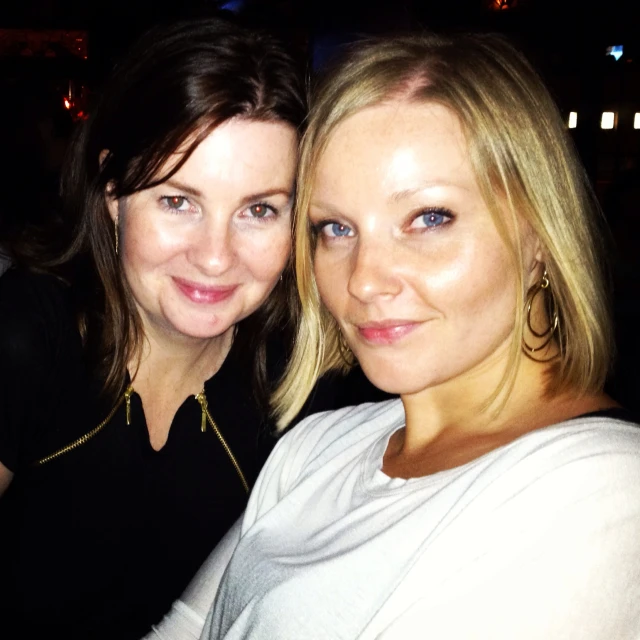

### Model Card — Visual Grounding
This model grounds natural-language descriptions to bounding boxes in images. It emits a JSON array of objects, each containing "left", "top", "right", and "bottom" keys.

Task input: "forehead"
[
  {"left": 314, "top": 101, "right": 474, "bottom": 195},
  {"left": 163, "top": 117, "right": 298, "bottom": 184}
]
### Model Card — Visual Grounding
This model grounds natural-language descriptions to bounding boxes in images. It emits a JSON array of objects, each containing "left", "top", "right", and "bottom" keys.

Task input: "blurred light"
[
  {"left": 220, "top": 0, "right": 244, "bottom": 11},
  {"left": 606, "top": 45, "right": 623, "bottom": 61},
  {"left": 63, "top": 97, "right": 71, "bottom": 109},
  {"left": 634, "top": 113, "right": 640, "bottom": 129},
  {"left": 601, "top": 112, "right": 616, "bottom": 129},
  {"left": 568, "top": 112, "right": 578, "bottom": 129}
]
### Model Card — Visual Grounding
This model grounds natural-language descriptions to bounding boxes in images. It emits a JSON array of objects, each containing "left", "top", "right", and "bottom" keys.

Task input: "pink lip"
[
  {"left": 356, "top": 320, "right": 420, "bottom": 345},
  {"left": 173, "top": 278, "right": 238, "bottom": 304}
]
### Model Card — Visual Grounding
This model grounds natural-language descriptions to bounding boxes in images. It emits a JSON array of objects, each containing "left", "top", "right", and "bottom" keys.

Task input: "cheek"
[
  {"left": 415, "top": 233, "right": 513, "bottom": 304},
  {"left": 313, "top": 249, "right": 347, "bottom": 314},
  {"left": 431, "top": 243, "right": 517, "bottom": 330},
  {"left": 238, "top": 228, "right": 291, "bottom": 284},
  {"left": 122, "top": 213, "right": 185, "bottom": 272}
]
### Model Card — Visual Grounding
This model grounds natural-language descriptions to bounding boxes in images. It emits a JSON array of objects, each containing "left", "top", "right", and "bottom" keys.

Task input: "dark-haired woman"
[{"left": 0, "top": 18, "right": 383, "bottom": 639}]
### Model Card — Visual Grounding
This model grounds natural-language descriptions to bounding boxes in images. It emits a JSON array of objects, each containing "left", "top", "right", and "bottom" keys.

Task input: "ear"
[
  {"left": 107, "top": 190, "right": 119, "bottom": 223},
  {"left": 525, "top": 234, "right": 545, "bottom": 287},
  {"left": 531, "top": 238, "right": 544, "bottom": 269},
  {"left": 100, "top": 149, "right": 120, "bottom": 223}
]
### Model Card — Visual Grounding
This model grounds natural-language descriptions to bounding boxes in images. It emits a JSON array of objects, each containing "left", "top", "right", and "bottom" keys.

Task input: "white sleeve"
[{"left": 140, "top": 517, "right": 241, "bottom": 640}]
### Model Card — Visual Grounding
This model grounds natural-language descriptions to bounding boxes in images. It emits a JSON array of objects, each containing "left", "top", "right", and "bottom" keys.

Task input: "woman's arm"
[
  {"left": 142, "top": 517, "right": 242, "bottom": 640},
  {"left": 0, "top": 460, "right": 13, "bottom": 496}
]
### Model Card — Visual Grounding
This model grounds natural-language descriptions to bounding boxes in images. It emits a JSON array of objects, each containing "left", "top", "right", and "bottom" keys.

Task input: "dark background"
[
  {"left": 1, "top": 0, "right": 637, "bottom": 196},
  {"left": 1, "top": 0, "right": 639, "bottom": 408}
]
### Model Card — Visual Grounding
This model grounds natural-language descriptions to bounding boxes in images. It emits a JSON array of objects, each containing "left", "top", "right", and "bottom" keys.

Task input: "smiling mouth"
[
  {"left": 173, "top": 278, "right": 238, "bottom": 304},
  {"left": 355, "top": 321, "right": 420, "bottom": 345}
]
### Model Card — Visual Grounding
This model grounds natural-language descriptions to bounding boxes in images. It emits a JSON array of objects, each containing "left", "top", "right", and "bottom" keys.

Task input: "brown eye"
[
  {"left": 167, "top": 196, "right": 187, "bottom": 209},
  {"left": 249, "top": 203, "right": 274, "bottom": 218},
  {"left": 160, "top": 195, "right": 194, "bottom": 213}
]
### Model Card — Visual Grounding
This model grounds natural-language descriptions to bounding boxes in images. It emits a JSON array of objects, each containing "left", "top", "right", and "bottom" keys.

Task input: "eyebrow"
[
  {"left": 162, "top": 179, "right": 292, "bottom": 205},
  {"left": 309, "top": 200, "right": 344, "bottom": 219},
  {"left": 236, "top": 188, "right": 293, "bottom": 208},
  {"left": 390, "top": 180, "right": 471, "bottom": 203},
  {"left": 162, "top": 179, "right": 203, "bottom": 198}
]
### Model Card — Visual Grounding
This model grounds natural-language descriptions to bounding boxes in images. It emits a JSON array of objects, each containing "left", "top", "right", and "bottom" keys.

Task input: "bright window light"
[
  {"left": 601, "top": 112, "right": 616, "bottom": 129},
  {"left": 568, "top": 112, "right": 578, "bottom": 129},
  {"left": 606, "top": 45, "right": 624, "bottom": 61},
  {"left": 634, "top": 113, "right": 640, "bottom": 129}
]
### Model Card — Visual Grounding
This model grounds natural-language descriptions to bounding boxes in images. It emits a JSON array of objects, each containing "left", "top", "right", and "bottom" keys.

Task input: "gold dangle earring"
[
  {"left": 522, "top": 268, "right": 559, "bottom": 361},
  {"left": 114, "top": 215, "right": 119, "bottom": 256},
  {"left": 337, "top": 329, "right": 357, "bottom": 367}
]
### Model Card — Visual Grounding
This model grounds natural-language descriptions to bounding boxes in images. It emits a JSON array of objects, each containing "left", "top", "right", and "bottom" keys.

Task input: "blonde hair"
[{"left": 273, "top": 32, "right": 612, "bottom": 429}]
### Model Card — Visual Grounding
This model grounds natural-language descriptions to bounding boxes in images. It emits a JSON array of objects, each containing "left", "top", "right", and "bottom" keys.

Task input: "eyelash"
[
  {"left": 159, "top": 195, "right": 198, "bottom": 214},
  {"left": 410, "top": 207, "right": 454, "bottom": 231},
  {"left": 312, "top": 220, "right": 353, "bottom": 239},
  {"left": 244, "top": 202, "right": 279, "bottom": 221},
  {"left": 311, "top": 207, "right": 454, "bottom": 240},
  {"left": 159, "top": 196, "right": 279, "bottom": 220}
]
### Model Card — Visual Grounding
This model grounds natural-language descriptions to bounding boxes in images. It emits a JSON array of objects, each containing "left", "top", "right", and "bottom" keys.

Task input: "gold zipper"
[
  {"left": 195, "top": 390, "right": 249, "bottom": 494},
  {"left": 34, "top": 385, "right": 134, "bottom": 466},
  {"left": 34, "top": 386, "right": 250, "bottom": 496}
]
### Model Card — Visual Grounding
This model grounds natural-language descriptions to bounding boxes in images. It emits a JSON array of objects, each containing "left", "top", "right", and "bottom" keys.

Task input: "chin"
[
  {"left": 357, "top": 365, "right": 418, "bottom": 396},
  {"left": 356, "top": 353, "right": 446, "bottom": 397},
  {"left": 166, "top": 316, "right": 234, "bottom": 341}
]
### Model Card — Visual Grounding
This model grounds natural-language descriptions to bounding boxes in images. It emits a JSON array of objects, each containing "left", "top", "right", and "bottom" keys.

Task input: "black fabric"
[
  {"left": 0, "top": 269, "right": 389, "bottom": 640},
  {"left": 572, "top": 406, "right": 640, "bottom": 425}
]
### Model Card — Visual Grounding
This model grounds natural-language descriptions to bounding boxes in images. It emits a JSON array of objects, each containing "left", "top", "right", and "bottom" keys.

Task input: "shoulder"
[
  {"left": 0, "top": 270, "right": 82, "bottom": 470},
  {"left": 554, "top": 416, "right": 640, "bottom": 479},
  {"left": 479, "top": 417, "right": 640, "bottom": 518},
  {"left": 0, "top": 268, "right": 71, "bottom": 325},
  {"left": 0, "top": 269, "right": 73, "bottom": 366},
  {"left": 279, "top": 398, "right": 404, "bottom": 463},
  {"left": 511, "top": 415, "right": 640, "bottom": 465},
  {"left": 294, "top": 368, "right": 395, "bottom": 425},
  {"left": 248, "top": 399, "right": 403, "bottom": 507}
]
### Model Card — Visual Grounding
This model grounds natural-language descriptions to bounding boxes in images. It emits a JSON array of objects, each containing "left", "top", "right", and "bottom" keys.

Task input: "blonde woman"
[{"left": 148, "top": 33, "right": 640, "bottom": 640}]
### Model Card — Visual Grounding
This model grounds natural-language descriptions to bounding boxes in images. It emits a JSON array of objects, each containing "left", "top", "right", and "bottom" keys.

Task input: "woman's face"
[
  {"left": 109, "top": 118, "right": 297, "bottom": 342},
  {"left": 310, "top": 102, "right": 539, "bottom": 396}
]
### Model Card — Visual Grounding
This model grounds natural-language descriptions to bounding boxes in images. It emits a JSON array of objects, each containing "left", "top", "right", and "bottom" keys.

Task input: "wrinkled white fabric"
[
  {"left": 144, "top": 400, "right": 640, "bottom": 639},
  {"left": 207, "top": 400, "right": 640, "bottom": 639}
]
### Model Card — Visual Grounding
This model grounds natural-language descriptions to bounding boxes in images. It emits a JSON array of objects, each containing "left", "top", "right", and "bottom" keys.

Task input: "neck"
[
  {"left": 399, "top": 345, "right": 588, "bottom": 455},
  {"left": 384, "top": 341, "right": 615, "bottom": 479},
  {"left": 130, "top": 321, "right": 235, "bottom": 397}
]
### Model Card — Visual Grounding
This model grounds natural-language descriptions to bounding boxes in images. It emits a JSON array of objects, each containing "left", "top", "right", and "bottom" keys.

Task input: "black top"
[{"left": 0, "top": 269, "right": 389, "bottom": 639}]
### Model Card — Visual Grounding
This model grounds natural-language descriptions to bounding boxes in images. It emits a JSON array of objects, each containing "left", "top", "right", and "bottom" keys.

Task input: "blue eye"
[
  {"left": 422, "top": 212, "right": 447, "bottom": 227},
  {"left": 314, "top": 221, "right": 353, "bottom": 238},
  {"left": 328, "top": 223, "right": 352, "bottom": 237},
  {"left": 410, "top": 208, "right": 453, "bottom": 230}
]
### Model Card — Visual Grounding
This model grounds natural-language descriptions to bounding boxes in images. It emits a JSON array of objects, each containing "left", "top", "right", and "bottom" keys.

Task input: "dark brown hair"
[{"left": 58, "top": 17, "right": 306, "bottom": 403}]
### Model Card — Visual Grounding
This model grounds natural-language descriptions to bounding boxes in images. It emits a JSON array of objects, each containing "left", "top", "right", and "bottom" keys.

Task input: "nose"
[
  {"left": 187, "top": 217, "right": 235, "bottom": 276},
  {"left": 347, "top": 238, "right": 402, "bottom": 303}
]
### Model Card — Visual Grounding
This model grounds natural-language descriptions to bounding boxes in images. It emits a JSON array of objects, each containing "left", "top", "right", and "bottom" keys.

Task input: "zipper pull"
[
  {"left": 195, "top": 389, "right": 208, "bottom": 433},
  {"left": 124, "top": 386, "right": 134, "bottom": 425}
]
